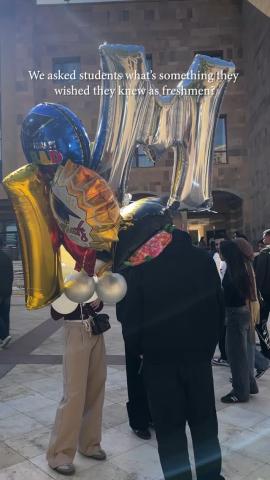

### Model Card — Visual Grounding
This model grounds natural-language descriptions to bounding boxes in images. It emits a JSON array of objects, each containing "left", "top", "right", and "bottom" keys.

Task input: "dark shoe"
[
  {"left": 80, "top": 448, "right": 106, "bottom": 460},
  {"left": 255, "top": 368, "right": 268, "bottom": 379},
  {"left": 0, "top": 335, "right": 12, "bottom": 349},
  {"left": 221, "top": 393, "right": 248, "bottom": 404},
  {"left": 53, "top": 464, "right": 75, "bottom": 475},
  {"left": 250, "top": 384, "right": 259, "bottom": 394},
  {"left": 212, "top": 357, "right": 229, "bottom": 367},
  {"left": 132, "top": 428, "right": 151, "bottom": 440}
]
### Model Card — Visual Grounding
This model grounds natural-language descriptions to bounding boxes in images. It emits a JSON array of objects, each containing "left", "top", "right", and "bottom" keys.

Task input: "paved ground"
[{"left": 1, "top": 294, "right": 270, "bottom": 479}]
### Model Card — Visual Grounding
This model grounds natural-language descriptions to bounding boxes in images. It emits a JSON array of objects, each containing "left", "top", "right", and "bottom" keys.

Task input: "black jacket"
[
  {"left": 0, "top": 251, "right": 13, "bottom": 298},
  {"left": 254, "top": 246, "right": 270, "bottom": 302},
  {"left": 118, "top": 230, "right": 224, "bottom": 364}
]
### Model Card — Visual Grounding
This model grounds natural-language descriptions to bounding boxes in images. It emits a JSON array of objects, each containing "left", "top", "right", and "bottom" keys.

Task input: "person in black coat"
[
  {"left": 0, "top": 240, "right": 14, "bottom": 348},
  {"left": 116, "top": 268, "right": 152, "bottom": 440},
  {"left": 121, "top": 229, "right": 225, "bottom": 480}
]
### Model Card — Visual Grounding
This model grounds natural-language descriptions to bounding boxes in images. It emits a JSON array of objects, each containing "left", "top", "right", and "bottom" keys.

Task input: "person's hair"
[
  {"left": 233, "top": 238, "right": 254, "bottom": 261},
  {"left": 220, "top": 240, "right": 251, "bottom": 299}
]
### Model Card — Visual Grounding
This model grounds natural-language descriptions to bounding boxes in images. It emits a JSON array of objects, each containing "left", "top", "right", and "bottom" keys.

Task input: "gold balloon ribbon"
[{"left": 3, "top": 164, "right": 63, "bottom": 309}]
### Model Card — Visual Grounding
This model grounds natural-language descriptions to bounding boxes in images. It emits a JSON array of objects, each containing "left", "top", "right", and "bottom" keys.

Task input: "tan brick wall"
[{"left": 0, "top": 0, "right": 267, "bottom": 240}]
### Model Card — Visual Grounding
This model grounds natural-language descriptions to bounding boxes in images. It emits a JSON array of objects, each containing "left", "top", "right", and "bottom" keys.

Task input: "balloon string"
[{"left": 80, "top": 302, "right": 91, "bottom": 333}]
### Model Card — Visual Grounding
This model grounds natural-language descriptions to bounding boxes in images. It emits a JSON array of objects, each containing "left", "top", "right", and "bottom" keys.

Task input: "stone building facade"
[{"left": 0, "top": 0, "right": 269, "bottom": 248}]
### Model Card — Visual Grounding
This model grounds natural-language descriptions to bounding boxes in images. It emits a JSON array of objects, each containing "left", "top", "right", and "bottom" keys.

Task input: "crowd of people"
[{"left": 1, "top": 226, "right": 270, "bottom": 480}]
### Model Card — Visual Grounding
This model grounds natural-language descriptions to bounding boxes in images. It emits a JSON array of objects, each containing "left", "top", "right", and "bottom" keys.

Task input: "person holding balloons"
[{"left": 46, "top": 293, "right": 109, "bottom": 475}]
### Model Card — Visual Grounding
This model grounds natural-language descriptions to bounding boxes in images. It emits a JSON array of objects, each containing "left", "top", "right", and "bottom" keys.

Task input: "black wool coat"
[{"left": 117, "top": 230, "right": 225, "bottom": 364}]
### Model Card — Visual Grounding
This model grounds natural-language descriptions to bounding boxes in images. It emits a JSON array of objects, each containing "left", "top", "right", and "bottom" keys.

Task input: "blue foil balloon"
[{"left": 21, "top": 103, "right": 91, "bottom": 168}]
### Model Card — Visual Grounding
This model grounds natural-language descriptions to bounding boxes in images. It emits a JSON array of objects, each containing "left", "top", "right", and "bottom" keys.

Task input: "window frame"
[
  {"left": 194, "top": 50, "right": 224, "bottom": 59},
  {"left": 133, "top": 145, "right": 155, "bottom": 168},
  {"left": 145, "top": 53, "right": 153, "bottom": 72},
  {"left": 52, "top": 56, "right": 81, "bottom": 83},
  {"left": 213, "top": 114, "right": 228, "bottom": 165}
]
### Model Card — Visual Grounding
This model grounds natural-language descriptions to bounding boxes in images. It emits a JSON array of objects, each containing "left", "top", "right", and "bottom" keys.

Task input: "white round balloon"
[
  {"left": 85, "top": 276, "right": 99, "bottom": 303},
  {"left": 64, "top": 270, "right": 96, "bottom": 303},
  {"left": 95, "top": 272, "right": 127, "bottom": 305},
  {"left": 52, "top": 293, "right": 78, "bottom": 314}
]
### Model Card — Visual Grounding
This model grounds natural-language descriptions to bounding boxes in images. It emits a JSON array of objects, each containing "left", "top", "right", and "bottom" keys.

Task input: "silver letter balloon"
[{"left": 91, "top": 44, "right": 235, "bottom": 210}]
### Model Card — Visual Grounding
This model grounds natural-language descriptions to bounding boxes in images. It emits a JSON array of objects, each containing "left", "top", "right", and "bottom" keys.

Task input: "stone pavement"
[{"left": 1, "top": 296, "right": 270, "bottom": 479}]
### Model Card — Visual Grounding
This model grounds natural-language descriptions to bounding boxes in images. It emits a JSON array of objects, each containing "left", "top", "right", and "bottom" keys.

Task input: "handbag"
[
  {"left": 245, "top": 263, "right": 260, "bottom": 326},
  {"left": 87, "top": 305, "right": 111, "bottom": 335},
  {"left": 91, "top": 314, "right": 111, "bottom": 335},
  {"left": 247, "top": 298, "right": 260, "bottom": 326}
]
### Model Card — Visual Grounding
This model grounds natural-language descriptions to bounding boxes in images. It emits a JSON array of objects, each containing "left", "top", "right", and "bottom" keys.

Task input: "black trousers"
[
  {"left": 256, "top": 301, "right": 270, "bottom": 359},
  {"left": 0, "top": 296, "right": 11, "bottom": 340},
  {"left": 144, "top": 361, "right": 223, "bottom": 480},
  {"left": 218, "top": 326, "right": 227, "bottom": 361},
  {"left": 125, "top": 346, "right": 152, "bottom": 430}
]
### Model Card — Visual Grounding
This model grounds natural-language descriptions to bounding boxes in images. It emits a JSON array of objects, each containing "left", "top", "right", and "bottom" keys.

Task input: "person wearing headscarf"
[{"left": 122, "top": 229, "right": 225, "bottom": 480}]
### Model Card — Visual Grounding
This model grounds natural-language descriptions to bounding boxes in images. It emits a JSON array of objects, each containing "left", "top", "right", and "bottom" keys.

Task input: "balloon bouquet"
[{"left": 3, "top": 44, "right": 235, "bottom": 314}]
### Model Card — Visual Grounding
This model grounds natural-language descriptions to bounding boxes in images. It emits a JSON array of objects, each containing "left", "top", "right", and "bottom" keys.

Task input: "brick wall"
[
  {"left": 242, "top": 0, "right": 270, "bottom": 241},
  {"left": 0, "top": 0, "right": 265, "bottom": 238}
]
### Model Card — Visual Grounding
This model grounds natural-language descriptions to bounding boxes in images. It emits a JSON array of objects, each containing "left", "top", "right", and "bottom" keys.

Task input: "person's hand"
[{"left": 90, "top": 299, "right": 101, "bottom": 310}]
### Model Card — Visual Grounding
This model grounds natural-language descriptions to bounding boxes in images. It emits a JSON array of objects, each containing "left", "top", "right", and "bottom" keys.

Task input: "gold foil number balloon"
[{"left": 3, "top": 164, "right": 63, "bottom": 309}]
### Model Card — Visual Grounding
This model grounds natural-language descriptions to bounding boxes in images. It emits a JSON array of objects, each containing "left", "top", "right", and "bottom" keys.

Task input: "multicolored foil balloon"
[
  {"left": 3, "top": 164, "right": 63, "bottom": 309},
  {"left": 21, "top": 102, "right": 91, "bottom": 169},
  {"left": 50, "top": 160, "right": 120, "bottom": 251},
  {"left": 54, "top": 230, "right": 97, "bottom": 276},
  {"left": 92, "top": 44, "right": 235, "bottom": 209}
]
